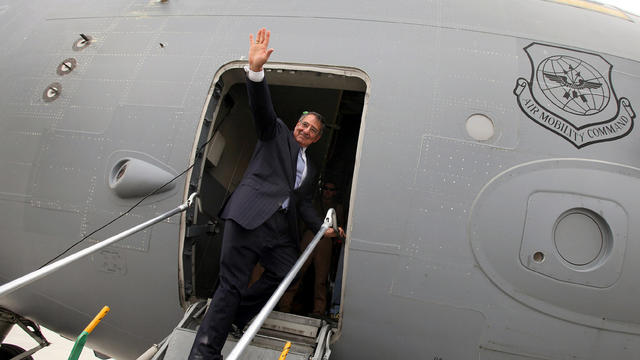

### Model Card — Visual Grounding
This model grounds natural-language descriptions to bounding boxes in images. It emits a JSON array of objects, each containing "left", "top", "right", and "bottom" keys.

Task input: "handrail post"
[
  {"left": 0, "top": 193, "right": 198, "bottom": 298},
  {"left": 227, "top": 208, "right": 337, "bottom": 360}
]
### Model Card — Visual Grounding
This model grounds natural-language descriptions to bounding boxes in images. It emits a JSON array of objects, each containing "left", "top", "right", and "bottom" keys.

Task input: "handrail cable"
[{"left": 0, "top": 193, "right": 198, "bottom": 298}]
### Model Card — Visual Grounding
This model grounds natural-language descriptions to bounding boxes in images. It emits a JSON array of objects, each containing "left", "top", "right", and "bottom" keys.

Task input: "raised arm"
[{"left": 246, "top": 28, "right": 278, "bottom": 140}]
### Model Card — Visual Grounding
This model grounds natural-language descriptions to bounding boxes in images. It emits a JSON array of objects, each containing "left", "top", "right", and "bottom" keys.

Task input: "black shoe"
[{"left": 230, "top": 324, "right": 244, "bottom": 339}]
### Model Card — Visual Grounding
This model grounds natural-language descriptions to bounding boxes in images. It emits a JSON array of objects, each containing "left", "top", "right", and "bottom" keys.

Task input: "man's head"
[
  {"left": 322, "top": 182, "right": 338, "bottom": 200},
  {"left": 293, "top": 111, "right": 324, "bottom": 148}
]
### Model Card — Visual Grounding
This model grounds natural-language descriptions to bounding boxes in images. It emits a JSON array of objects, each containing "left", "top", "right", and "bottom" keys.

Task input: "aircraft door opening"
[{"left": 181, "top": 62, "right": 368, "bottom": 335}]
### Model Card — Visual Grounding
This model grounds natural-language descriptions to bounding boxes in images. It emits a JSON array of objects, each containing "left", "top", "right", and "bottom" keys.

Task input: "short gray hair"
[{"left": 297, "top": 111, "right": 326, "bottom": 136}]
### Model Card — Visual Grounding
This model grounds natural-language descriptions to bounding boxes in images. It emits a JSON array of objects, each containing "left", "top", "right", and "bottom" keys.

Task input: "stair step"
[
  {"left": 162, "top": 327, "right": 315, "bottom": 360},
  {"left": 261, "top": 311, "right": 323, "bottom": 339}
]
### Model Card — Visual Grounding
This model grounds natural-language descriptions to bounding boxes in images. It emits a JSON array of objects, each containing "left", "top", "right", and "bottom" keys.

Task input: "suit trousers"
[{"left": 188, "top": 210, "right": 299, "bottom": 360}]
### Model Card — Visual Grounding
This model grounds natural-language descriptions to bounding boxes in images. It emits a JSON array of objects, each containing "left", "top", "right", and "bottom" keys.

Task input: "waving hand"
[{"left": 249, "top": 28, "right": 274, "bottom": 72}]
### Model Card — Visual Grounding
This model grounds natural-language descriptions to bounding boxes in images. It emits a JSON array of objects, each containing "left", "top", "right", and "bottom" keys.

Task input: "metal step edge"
[
  {"left": 267, "top": 311, "right": 323, "bottom": 327},
  {"left": 261, "top": 311, "right": 322, "bottom": 338},
  {"left": 225, "top": 334, "right": 316, "bottom": 355},
  {"left": 256, "top": 327, "right": 318, "bottom": 346}
]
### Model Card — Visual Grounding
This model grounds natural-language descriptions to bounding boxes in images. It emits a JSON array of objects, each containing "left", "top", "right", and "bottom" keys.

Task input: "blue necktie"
[
  {"left": 283, "top": 149, "right": 306, "bottom": 209},
  {"left": 295, "top": 149, "right": 306, "bottom": 189},
  {"left": 282, "top": 148, "right": 307, "bottom": 209}
]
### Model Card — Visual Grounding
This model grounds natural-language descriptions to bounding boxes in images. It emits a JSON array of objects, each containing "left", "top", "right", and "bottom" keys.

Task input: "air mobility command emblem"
[{"left": 514, "top": 42, "right": 635, "bottom": 148}]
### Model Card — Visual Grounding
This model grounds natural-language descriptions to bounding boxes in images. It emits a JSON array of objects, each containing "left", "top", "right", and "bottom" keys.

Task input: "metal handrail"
[
  {"left": 227, "top": 208, "right": 338, "bottom": 360},
  {"left": 312, "top": 323, "right": 332, "bottom": 360},
  {"left": 0, "top": 193, "right": 198, "bottom": 298}
]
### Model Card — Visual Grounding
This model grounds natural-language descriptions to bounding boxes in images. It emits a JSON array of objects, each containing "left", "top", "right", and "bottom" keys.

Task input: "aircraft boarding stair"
[
  {"left": 148, "top": 301, "right": 335, "bottom": 360},
  {"left": 144, "top": 208, "right": 340, "bottom": 360}
]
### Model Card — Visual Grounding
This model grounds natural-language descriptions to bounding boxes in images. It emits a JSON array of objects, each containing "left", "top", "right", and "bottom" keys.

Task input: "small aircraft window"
[{"left": 466, "top": 113, "right": 495, "bottom": 141}]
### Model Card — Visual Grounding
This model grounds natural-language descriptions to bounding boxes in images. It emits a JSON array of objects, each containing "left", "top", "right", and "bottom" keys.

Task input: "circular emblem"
[{"left": 536, "top": 55, "right": 610, "bottom": 116}]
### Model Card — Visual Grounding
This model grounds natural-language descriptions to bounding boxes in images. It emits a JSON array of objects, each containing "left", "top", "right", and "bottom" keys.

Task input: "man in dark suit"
[{"left": 188, "top": 28, "right": 344, "bottom": 360}]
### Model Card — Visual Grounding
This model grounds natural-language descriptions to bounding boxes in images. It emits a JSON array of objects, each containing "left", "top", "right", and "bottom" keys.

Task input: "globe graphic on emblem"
[{"left": 536, "top": 55, "right": 610, "bottom": 116}]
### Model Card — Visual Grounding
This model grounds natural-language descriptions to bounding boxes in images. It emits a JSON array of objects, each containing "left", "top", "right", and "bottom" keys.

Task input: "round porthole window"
[
  {"left": 553, "top": 208, "right": 611, "bottom": 268},
  {"left": 465, "top": 114, "right": 495, "bottom": 141}
]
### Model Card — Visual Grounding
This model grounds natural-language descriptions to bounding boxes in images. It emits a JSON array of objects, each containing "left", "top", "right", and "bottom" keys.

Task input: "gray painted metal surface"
[
  {"left": 0, "top": 193, "right": 195, "bottom": 298},
  {"left": 0, "top": 0, "right": 638, "bottom": 359}
]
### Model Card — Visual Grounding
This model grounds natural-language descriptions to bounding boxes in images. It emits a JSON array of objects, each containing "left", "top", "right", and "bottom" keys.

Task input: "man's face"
[
  {"left": 293, "top": 114, "right": 322, "bottom": 148},
  {"left": 322, "top": 183, "right": 337, "bottom": 200}
]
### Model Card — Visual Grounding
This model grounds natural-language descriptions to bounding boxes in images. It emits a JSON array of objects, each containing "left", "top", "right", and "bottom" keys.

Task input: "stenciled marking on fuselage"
[{"left": 514, "top": 42, "right": 636, "bottom": 148}]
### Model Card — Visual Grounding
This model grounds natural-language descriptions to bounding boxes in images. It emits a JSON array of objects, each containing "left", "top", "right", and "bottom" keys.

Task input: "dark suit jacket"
[{"left": 219, "top": 76, "right": 323, "bottom": 240}]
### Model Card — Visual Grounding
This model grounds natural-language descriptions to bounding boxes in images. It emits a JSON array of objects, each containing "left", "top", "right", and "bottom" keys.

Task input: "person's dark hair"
[
  {"left": 322, "top": 181, "right": 338, "bottom": 191},
  {"left": 298, "top": 111, "right": 325, "bottom": 136}
]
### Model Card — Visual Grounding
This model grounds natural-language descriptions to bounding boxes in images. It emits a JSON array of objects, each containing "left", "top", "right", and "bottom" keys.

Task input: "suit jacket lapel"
[{"left": 287, "top": 135, "right": 299, "bottom": 189}]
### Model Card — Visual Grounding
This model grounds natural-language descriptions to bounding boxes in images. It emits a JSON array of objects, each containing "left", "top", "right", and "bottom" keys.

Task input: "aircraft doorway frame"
[{"left": 179, "top": 61, "right": 370, "bottom": 332}]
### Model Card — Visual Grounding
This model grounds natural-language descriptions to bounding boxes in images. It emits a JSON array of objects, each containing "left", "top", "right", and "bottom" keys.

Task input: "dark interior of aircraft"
[{"left": 184, "top": 66, "right": 366, "bottom": 319}]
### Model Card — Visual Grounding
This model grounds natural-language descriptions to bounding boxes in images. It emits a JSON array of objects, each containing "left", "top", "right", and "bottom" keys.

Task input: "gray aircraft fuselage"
[{"left": 1, "top": 1, "right": 640, "bottom": 359}]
